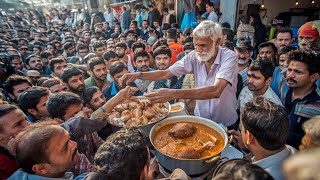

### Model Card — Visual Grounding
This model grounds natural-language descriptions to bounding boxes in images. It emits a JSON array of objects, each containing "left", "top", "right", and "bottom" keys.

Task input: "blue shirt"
[{"left": 103, "top": 82, "right": 143, "bottom": 101}]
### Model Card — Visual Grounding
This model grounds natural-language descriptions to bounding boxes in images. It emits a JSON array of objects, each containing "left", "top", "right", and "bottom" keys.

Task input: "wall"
[{"left": 239, "top": 0, "right": 311, "bottom": 25}]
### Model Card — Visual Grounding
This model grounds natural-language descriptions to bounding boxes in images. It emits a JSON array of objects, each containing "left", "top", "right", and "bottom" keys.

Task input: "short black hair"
[
  {"left": 40, "top": 51, "right": 53, "bottom": 59},
  {"left": 167, "top": 28, "right": 177, "bottom": 39},
  {"left": 49, "top": 58, "right": 65, "bottom": 72},
  {"left": 83, "top": 86, "right": 100, "bottom": 106},
  {"left": 222, "top": 28, "right": 234, "bottom": 41},
  {"left": 133, "top": 50, "right": 149, "bottom": 62},
  {"left": 221, "top": 22, "right": 231, "bottom": 29},
  {"left": 60, "top": 67, "right": 82, "bottom": 83},
  {"left": 77, "top": 44, "right": 89, "bottom": 52},
  {"left": 102, "top": 50, "right": 118, "bottom": 61},
  {"left": 131, "top": 42, "right": 146, "bottom": 52},
  {"left": 153, "top": 46, "right": 171, "bottom": 58},
  {"left": 115, "top": 42, "right": 127, "bottom": 49},
  {"left": 287, "top": 49, "right": 320, "bottom": 75},
  {"left": 94, "top": 127, "right": 148, "bottom": 180},
  {"left": 206, "top": 2, "right": 214, "bottom": 7},
  {"left": 41, "top": 78, "right": 62, "bottom": 89},
  {"left": 278, "top": 46, "right": 297, "bottom": 56},
  {"left": 258, "top": 42, "right": 277, "bottom": 54},
  {"left": 88, "top": 57, "right": 106, "bottom": 71},
  {"left": 18, "top": 86, "right": 49, "bottom": 113},
  {"left": 110, "top": 62, "right": 127, "bottom": 77},
  {"left": 0, "top": 104, "right": 20, "bottom": 133},
  {"left": 183, "top": 44, "right": 195, "bottom": 51},
  {"left": 3, "top": 75, "right": 32, "bottom": 95},
  {"left": 24, "top": 54, "right": 41, "bottom": 66},
  {"left": 93, "top": 41, "right": 105, "bottom": 51},
  {"left": 276, "top": 28, "right": 293, "bottom": 39},
  {"left": 241, "top": 97, "right": 289, "bottom": 151},
  {"left": 249, "top": 57, "right": 274, "bottom": 80},
  {"left": 63, "top": 42, "right": 74, "bottom": 51},
  {"left": 47, "top": 92, "right": 82, "bottom": 120}
]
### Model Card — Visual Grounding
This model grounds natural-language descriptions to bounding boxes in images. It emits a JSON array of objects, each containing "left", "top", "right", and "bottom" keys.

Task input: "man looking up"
[
  {"left": 121, "top": 21, "right": 238, "bottom": 127},
  {"left": 298, "top": 21, "right": 319, "bottom": 51},
  {"left": 133, "top": 51, "right": 153, "bottom": 93},
  {"left": 49, "top": 58, "right": 68, "bottom": 78},
  {"left": 60, "top": 67, "right": 85, "bottom": 96},
  {"left": 85, "top": 57, "right": 110, "bottom": 91},
  {"left": 24, "top": 54, "right": 45, "bottom": 75},
  {"left": 275, "top": 28, "right": 294, "bottom": 50},
  {"left": 237, "top": 58, "right": 282, "bottom": 112},
  {"left": 257, "top": 42, "right": 278, "bottom": 66},
  {"left": 282, "top": 49, "right": 320, "bottom": 149}
]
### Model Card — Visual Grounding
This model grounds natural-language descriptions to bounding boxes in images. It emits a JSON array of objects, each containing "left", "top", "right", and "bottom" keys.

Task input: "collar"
[{"left": 287, "top": 86, "right": 320, "bottom": 104}]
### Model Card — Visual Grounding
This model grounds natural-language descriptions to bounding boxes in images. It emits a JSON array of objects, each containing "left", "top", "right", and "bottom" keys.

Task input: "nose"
[{"left": 287, "top": 70, "right": 294, "bottom": 78}]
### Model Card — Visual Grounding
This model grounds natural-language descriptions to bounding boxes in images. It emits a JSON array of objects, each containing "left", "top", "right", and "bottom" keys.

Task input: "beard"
[
  {"left": 237, "top": 58, "right": 249, "bottom": 65},
  {"left": 195, "top": 48, "right": 216, "bottom": 62},
  {"left": 71, "top": 84, "right": 85, "bottom": 93}
]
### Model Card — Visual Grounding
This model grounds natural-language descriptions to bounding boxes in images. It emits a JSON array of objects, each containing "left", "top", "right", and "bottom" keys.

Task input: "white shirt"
[{"left": 237, "top": 86, "right": 283, "bottom": 112}]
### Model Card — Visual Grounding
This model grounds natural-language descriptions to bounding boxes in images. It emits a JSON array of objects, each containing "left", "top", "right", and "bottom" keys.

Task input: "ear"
[
  {"left": 266, "top": 77, "right": 272, "bottom": 85},
  {"left": 139, "top": 164, "right": 149, "bottom": 180},
  {"left": 8, "top": 93, "right": 16, "bottom": 100},
  {"left": 27, "top": 109, "right": 37, "bottom": 116},
  {"left": 245, "top": 130, "right": 255, "bottom": 145},
  {"left": 310, "top": 73, "right": 319, "bottom": 83},
  {"left": 32, "top": 163, "right": 50, "bottom": 176}
]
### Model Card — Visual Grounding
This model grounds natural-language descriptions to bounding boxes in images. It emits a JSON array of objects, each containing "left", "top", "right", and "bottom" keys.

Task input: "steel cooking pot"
[{"left": 149, "top": 115, "right": 228, "bottom": 175}]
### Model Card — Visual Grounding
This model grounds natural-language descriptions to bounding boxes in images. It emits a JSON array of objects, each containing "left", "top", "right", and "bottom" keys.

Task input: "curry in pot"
[{"left": 153, "top": 122, "right": 224, "bottom": 159}]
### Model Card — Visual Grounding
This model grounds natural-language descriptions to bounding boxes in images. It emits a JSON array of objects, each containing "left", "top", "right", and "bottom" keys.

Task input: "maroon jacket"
[{"left": 0, "top": 146, "right": 19, "bottom": 179}]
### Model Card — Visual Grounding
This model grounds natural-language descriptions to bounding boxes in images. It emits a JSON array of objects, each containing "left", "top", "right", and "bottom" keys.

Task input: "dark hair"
[
  {"left": 279, "top": 46, "right": 297, "bottom": 56},
  {"left": 249, "top": 58, "right": 274, "bottom": 80},
  {"left": 0, "top": 104, "right": 19, "bottom": 133},
  {"left": 94, "top": 127, "right": 148, "bottom": 180},
  {"left": 287, "top": 49, "right": 320, "bottom": 75},
  {"left": 83, "top": 86, "right": 100, "bottom": 105},
  {"left": 241, "top": 97, "right": 289, "bottom": 150},
  {"left": 131, "top": 42, "right": 146, "bottom": 52},
  {"left": 239, "top": 15, "right": 250, "bottom": 24},
  {"left": 167, "top": 28, "right": 177, "bottom": 39},
  {"left": 40, "top": 51, "right": 52, "bottom": 59},
  {"left": 60, "top": 67, "right": 82, "bottom": 83},
  {"left": 49, "top": 58, "right": 65, "bottom": 72},
  {"left": 3, "top": 75, "right": 32, "bottom": 95},
  {"left": 213, "top": 159, "right": 273, "bottom": 180},
  {"left": 63, "top": 42, "right": 74, "bottom": 51},
  {"left": 115, "top": 42, "right": 127, "bottom": 49},
  {"left": 42, "top": 78, "right": 62, "bottom": 88},
  {"left": 153, "top": 46, "right": 171, "bottom": 58},
  {"left": 162, "top": 23, "right": 171, "bottom": 31},
  {"left": 88, "top": 57, "right": 106, "bottom": 71},
  {"left": 102, "top": 50, "right": 118, "bottom": 61},
  {"left": 133, "top": 50, "right": 149, "bottom": 62},
  {"left": 125, "top": 30, "right": 135, "bottom": 37},
  {"left": 110, "top": 62, "right": 127, "bottom": 77},
  {"left": 83, "top": 53, "right": 97, "bottom": 64},
  {"left": 47, "top": 43, "right": 57, "bottom": 50},
  {"left": 14, "top": 121, "right": 64, "bottom": 174},
  {"left": 24, "top": 54, "right": 41, "bottom": 66},
  {"left": 127, "top": 40, "right": 136, "bottom": 49},
  {"left": 93, "top": 41, "right": 105, "bottom": 51},
  {"left": 77, "top": 44, "right": 89, "bottom": 52},
  {"left": 183, "top": 44, "right": 195, "bottom": 51},
  {"left": 222, "top": 28, "right": 234, "bottom": 41},
  {"left": 221, "top": 22, "right": 231, "bottom": 29},
  {"left": 47, "top": 92, "right": 82, "bottom": 120},
  {"left": 18, "top": 86, "right": 49, "bottom": 113},
  {"left": 183, "top": 37, "right": 193, "bottom": 44},
  {"left": 258, "top": 42, "right": 277, "bottom": 54},
  {"left": 276, "top": 28, "right": 293, "bottom": 39},
  {"left": 206, "top": 2, "right": 214, "bottom": 8}
]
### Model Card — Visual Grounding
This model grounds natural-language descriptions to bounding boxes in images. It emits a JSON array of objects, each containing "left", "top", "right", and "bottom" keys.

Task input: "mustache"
[
  {"left": 72, "top": 147, "right": 78, "bottom": 161},
  {"left": 287, "top": 78, "right": 297, "bottom": 83}
]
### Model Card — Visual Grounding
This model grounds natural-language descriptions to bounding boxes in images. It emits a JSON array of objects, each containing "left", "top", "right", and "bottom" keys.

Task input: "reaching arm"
[{"left": 120, "top": 69, "right": 174, "bottom": 86}]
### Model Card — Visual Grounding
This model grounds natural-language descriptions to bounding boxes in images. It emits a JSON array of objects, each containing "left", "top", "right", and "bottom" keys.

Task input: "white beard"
[{"left": 195, "top": 48, "right": 216, "bottom": 62}]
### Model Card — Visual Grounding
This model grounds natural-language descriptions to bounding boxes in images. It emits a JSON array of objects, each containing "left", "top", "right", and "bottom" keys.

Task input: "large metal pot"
[
  {"left": 110, "top": 102, "right": 171, "bottom": 137},
  {"left": 149, "top": 115, "right": 228, "bottom": 175}
]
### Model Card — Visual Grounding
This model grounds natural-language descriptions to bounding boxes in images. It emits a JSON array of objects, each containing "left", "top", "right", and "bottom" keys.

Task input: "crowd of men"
[{"left": 0, "top": 3, "right": 319, "bottom": 180}]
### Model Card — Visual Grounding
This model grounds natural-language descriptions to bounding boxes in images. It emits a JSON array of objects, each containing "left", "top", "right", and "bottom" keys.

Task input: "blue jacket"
[
  {"left": 121, "top": 10, "right": 131, "bottom": 32},
  {"left": 8, "top": 169, "right": 83, "bottom": 180}
]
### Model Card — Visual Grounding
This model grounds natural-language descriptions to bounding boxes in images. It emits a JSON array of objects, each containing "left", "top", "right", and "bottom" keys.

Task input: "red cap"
[{"left": 298, "top": 21, "right": 319, "bottom": 37}]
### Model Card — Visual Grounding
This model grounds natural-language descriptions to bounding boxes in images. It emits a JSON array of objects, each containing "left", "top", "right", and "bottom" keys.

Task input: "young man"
[
  {"left": 25, "top": 70, "right": 41, "bottom": 85},
  {"left": 133, "top": 51, "right": 154, "bottom": 93},
  {"left": 167, "top": 28, "right": 183, "bottom": 64},
  {"left": 3, "top": 75, "right": 32, "bottom": 103},
  {"left": 230, "top": 97, "right": 295, "bottom": 180},
  {"left": 42, "top": 78, "right": 68, "bottom": 93},
  {"left": 24, "top": 54, "right": 45, "bottom": 75},
  {"left": 147, "top": 46, "right": 185, "bottom": 94},
  {"left": 275, "top": 28, "right": 294, "bottom": 50},
  {"left": 49, "top": 58, "right": 68, "bottom": 77},
  {"left": 139, "top": 20, "right": 150, "bottom": 41},
  {"left": 93, "top": 41, "right": 107, "bottom": 57},
  {"left": 103, "top": 62, "right": 142, "bottom": 101},
  {"left": 234, "top": 38, "right": 253, "bottom": 87},
  {"left": 85, "top": 57, "right": 110, "bottom": 91},
  {"left": 257, "top": 42, "right": 278, "bottom": 66},
  {"left": 237, "top": 58, "right": 282, "bottom": 112},
  {"left": 77, "top": 44, "right": 90, "bottom": 60},
  {"left": 18, "top": 86, "right": 51, "bottom": 122},
  {"left": 60, "top": 67, "right": 85, "bottom": 96},
  {"left": 63, "top": 42, "right": 76, "bottom": 59},
  {"left": 114, "top": 42, "right": 135, "bottom": 72},
  {"left": 282, "top": 49, "right": 320, "bottom": 149}
]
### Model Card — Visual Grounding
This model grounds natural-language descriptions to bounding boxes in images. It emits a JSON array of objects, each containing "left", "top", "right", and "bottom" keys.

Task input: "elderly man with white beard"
[{"left": 119, "top": 21, "right": 238, "bottom": 128}]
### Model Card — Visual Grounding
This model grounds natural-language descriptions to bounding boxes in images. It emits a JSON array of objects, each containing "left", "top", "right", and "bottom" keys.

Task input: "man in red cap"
[{"left": 298, "top": 21, "right": 319, "bottom": 51}]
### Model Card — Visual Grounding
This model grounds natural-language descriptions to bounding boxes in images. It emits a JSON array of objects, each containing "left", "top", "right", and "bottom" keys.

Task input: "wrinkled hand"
[
  {"left": 145, "top": 88, "right": 175, "bottom": 103},
  {"left": 119, "top": 72, "right": 140, "bottom": 87},
  {"left": 75, "top": 106, "right": 93, "bottom": 118},
  {"left": 228, "top": 130, "right": 246, "bottom": 150}
]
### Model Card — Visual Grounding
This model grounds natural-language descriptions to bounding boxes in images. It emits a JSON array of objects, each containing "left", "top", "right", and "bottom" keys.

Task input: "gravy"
[{"left": 153, "top": 122, "right": 224, "bottom": 159}]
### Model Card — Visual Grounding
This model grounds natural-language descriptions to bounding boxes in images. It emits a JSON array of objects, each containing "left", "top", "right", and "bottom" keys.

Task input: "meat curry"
[{"left": 152, "top": 122, "right": 224, "bottom": 159}]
